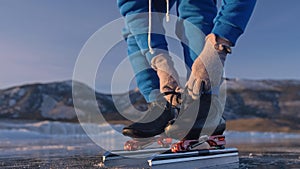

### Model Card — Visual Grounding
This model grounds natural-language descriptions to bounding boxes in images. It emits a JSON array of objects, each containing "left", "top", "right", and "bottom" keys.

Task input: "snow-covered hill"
[{"left": 0, "top": 79, "right": 299, "bottom": 131}]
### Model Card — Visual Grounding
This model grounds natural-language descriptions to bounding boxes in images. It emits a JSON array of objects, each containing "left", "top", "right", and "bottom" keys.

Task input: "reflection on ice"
[
  {"left": 0, "top": 120, "right": 299, "bottom": 159},
  {"left": 226, "top": 131, "right": 300, "bottom": 144}
]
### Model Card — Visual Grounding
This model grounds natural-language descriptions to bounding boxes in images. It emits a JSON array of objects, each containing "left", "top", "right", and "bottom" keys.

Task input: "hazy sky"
[{"left": 0, "top": 0, "right": 299, "bottom": 93}]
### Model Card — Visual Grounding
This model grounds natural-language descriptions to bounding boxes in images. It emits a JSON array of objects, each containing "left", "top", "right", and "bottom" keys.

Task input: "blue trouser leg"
[
  {"left": 118, "top": 0, "right": 176, "bottom": 102},
  {"left": 176, "top": 0, "right": 217, "bottom": 77},
  {"left": 125, "top": 30, "right": 160, "bottom": 102},
  {"left": 118, "top": 0, "right": 169, "bottom": 62}
]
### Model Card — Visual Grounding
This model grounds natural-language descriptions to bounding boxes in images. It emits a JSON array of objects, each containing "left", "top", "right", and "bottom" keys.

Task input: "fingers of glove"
[
  {"left": 186, "top": 77, "right": 196, "bottom": 99},
  {"left": 191, "top": 79, "right": 203, "bottom": 100},
  {"left": 203, "top": 79, "right": 211, "bottom": 92},
  {"left": 186, "top": 77, "right": 202, "bottom": 100}
]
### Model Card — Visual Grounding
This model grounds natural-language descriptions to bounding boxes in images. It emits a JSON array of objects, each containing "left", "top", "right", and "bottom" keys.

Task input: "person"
[{"left": 117, "top": 0, "right": 256, "bottom": 139}]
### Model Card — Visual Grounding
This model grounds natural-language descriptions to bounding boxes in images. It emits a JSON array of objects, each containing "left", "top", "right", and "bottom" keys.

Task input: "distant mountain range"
[{"left": 0, "top": 79, "right": 299, "bottom": 133}]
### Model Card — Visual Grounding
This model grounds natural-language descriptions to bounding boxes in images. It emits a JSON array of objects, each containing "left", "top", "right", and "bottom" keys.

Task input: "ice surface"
[{"left": 0, "top": 120, "right": 299, "bottom": 159}]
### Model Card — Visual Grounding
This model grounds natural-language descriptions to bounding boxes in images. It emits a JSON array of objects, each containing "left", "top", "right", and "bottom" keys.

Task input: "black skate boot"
[
  {"left": 165, "top": 91, "right": 226, "bottom": 140},
  {"left": 122, "top": 93, "right": 180, "bottom": 138}
]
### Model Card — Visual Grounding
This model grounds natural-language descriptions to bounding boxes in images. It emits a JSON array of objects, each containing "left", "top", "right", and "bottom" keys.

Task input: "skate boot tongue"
[{"left": 122, "top": 101, "right": 176, "bottom": 138}]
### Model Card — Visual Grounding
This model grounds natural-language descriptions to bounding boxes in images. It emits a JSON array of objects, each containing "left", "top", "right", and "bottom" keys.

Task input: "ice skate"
[{"left": 165, "top": 87, "right": 226, "bottom": 152}]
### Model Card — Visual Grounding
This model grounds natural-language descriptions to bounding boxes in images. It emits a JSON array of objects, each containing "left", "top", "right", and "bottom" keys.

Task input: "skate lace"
[
  {"left": 175, "top": 82, "right": 205, "bottom": 120},
  {"left": 163, "top": 91, "right": 181, "bottom": 112}
]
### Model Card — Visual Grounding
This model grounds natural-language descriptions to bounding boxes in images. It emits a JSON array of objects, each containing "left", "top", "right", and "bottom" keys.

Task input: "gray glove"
[
  {"left": 186, "top": 34, "right": 232, "bottom": 100},
  {"left": 151, "top": 53, "right": 181, "bottom": 106}
]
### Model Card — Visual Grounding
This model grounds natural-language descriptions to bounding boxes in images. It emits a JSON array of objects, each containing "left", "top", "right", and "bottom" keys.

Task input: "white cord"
[
  {"left": 166, "top": 0, "right": 170, "bottom": 22},
  {"left": 148, "top": 0, "right": 154, "bottom": 54},
  {"left": 148, "top": 0, "right": 170, "bottom": 54}
]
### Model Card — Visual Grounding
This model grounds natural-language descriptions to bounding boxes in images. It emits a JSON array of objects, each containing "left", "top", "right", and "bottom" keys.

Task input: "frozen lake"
[{"left": 0, "top": 120, "right": 299, "bottom": 168}]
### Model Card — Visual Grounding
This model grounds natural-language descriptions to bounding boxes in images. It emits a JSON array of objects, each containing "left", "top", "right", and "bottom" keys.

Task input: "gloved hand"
[
  {"left": 151, "top": 53, "right": 182, "bottom": 106},
  {"left": 186, "top": 33, "right": 232, "bottom": 100}
]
